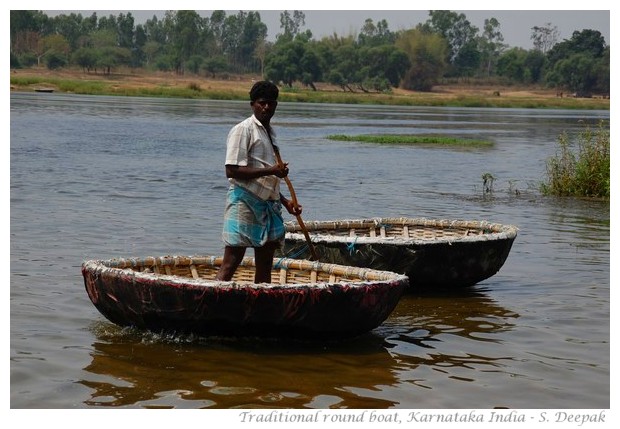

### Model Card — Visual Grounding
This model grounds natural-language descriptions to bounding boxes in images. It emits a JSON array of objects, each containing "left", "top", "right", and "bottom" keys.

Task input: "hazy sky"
[{"left": 39, "top": 3, "right": 611, "bottom": 50}]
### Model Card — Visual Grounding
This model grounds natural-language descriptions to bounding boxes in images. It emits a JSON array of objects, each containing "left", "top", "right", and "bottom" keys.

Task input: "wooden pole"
[{"left": 272, "top": 146, "right": 318, "bottom": 261}]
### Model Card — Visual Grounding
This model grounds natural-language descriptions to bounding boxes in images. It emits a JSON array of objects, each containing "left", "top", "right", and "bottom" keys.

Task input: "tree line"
[{"left": 10, "top": 10, "right": 610, "bottom": 96}]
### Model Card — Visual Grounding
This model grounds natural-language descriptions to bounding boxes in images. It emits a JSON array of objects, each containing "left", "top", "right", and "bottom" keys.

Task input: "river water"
[{"left": 9, "top": 92, "right": 610, "bottom": 414}]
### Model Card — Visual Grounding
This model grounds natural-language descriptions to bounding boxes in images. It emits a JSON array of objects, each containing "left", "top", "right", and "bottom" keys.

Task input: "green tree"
[
  {"left": 90, "top": 28, "right": 117, "bottom": 48},
  {"left": 221, "top": 11, "right": 246, "bottom": 72},
  {"left": 89, "top": 27, "right": 129, "bottom": 74},
  {"left": 531, "top": 22, "right": 559, "bottom": 53},
  {"left": 205, "top": 10, "right": 226, "bottom": 56},
  {"left": 72, "top": 47, "right": 98, "bottom": 72},
  {"left": 202, "top": 55, "right": 229, "bottom": 77},
  {"left": 185, "top": 55, "right": 204, "bottom": 74},
  {"left": 239, "top": 11, "right": 268, "bottom": 72},
  {"left": 358, "top": 45, "right": 410, "bottom": 89},
  {"left": 326, "top": 43, "right": 359, "bottom": 91},
  {"left": 19, "top": 52, "right": 38, "bottom": 67},
  {"left": 50, "top": 13, "right": 85, "bottom": 50},
  {"left": 10, "top": 10, "right": 50, "bottom": 54},
  {"left": 523, "top": 49, "right": 547, "bottom": 83},
  {"left": 396, "top": 29, "right": 448, "bottom": 91},
  {"left": 44, "top": 50, "right": 67, "bottom": 69},
  {"left": 171, "top": 10, "right": 205, "bottom": 73},
  {"left": 298, "top": 42, "right": 324, "bottom": 90},
  {"left": 11, "top": 52, "right": 21, "bottom": 68},
  {"left": 80, "top": 12, "right": 98, "bottom": 37},
  {"left": 547, "top": 29, "right": 606, "bottom": 67},
  {"left": 143, "top": 15, "right": 168, "bottom": 45},
  {"left": 565, "top": 29, "right": 606, "bottom": 56},
  {"left": 97, "top": 46, "right": 131, "bottom": 74},
  {"left": 479, "top": 18, "right": 506, "bottom": 76},
  {"left": 97, "top": 14, "right": 119, "bottom": 33},
  {"left": 547, "top": 53, "right": 598, "bottom": 95},
  {"left": 358, "top": 18, "right": 395, "bottom": 46},
  {"left": 278, "top": 10, "right": 306, "bottom": 43},
  {"left": 131, "top": 24, "right": 148, "bottom": 67},
  {"left": 452, "top": 40, "right": 481, "bottom": 78},
  {"left": 594, "top": 46, "right": 610, "bottom": 94},
  {"left": 143, "top": 41, "right": 162, "bottom": 68},
  {"left": 496, "top": 47, "right": 527, "bottom": 81},
  {"left": 422, "top": 10, "right": 478, "bottom": 73},
  {"left": 265, "top": 39, "right": 306, "bottom": 87},
  {"left": 37, "top": 34, "right": 70, "bottom": 67},
  {"left": 545, "top": 29, "right": 608, "bottom": 94},
  {"left": 116, "top": 13, "right": 135, "bottom": 49}
]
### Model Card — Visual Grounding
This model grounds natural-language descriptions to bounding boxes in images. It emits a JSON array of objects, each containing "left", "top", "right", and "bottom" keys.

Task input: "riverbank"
[{"left": 10, "top": 67, "right": 610, "bottom": 110}]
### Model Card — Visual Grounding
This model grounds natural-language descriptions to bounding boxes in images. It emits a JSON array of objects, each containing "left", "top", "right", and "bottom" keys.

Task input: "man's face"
[{"left": 251, "top": 98, "right": 278, "bottom": 125}]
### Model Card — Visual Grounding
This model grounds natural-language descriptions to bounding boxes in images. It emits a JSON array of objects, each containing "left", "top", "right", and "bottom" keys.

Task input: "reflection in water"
[
  {"left": 375, "top": 289, "right": 521, "bottom": 402},
  {"left": 389, "top": 288, "right": 518, "bottom": 336},
  {"left": 80, "top": 325, "right": 398, "bottom": 408},
  {"left": 80, "top": 288, "right": 518, "bottom": 408}
]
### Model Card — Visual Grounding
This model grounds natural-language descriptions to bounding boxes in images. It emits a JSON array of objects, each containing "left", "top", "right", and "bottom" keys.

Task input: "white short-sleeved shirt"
[{"left": 225, "top": 115, "right": 280, "bottom": 201}]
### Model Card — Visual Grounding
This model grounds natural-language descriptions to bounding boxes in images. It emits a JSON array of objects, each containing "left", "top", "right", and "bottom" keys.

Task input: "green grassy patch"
[
  {"left": 540, "top": 120, "right": 610, "bottom": 198},
  {"left": 10, "top": 75, "right": 249, "bottom": 100},
  {"left": 326, "top": 134, "right": 494, "bottom": 147}
]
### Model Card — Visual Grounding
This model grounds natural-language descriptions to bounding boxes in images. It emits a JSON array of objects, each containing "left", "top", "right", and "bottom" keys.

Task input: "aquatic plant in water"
[
  {"left": 541, "top": 120, "right": 610, "bottom": 198},
  {"left": 326, "top": 134, "right": 493, "bottom": 147}
]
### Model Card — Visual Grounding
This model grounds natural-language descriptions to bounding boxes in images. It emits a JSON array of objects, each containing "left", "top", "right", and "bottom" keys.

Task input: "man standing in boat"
[{"left": 216, "top": 80, "right": 302, "bottom": 283}]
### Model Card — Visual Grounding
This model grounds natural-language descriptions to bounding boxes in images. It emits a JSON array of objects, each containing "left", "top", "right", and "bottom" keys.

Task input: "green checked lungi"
[{"left": 222, "top": 185, "right": 285, "bottom": 247}]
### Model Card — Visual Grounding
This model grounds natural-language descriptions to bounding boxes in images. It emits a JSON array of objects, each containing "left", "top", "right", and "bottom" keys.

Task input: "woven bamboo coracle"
[
  {"left": 81, "top": 255, "right": 409, "bottom": 338},
  {"left": 282, "top": 217, "right": 519, "bottom": 290},
  {"left": 86, "top": 255, "right": 407, "bottom": 286},
  {"left": 285, "top": 217, "right": 518, "bottom": 244}
]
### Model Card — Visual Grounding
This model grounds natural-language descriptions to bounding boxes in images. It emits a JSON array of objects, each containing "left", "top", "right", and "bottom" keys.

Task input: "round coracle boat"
[
  {"left": 282, "top": 217, "right": 518, "bottom": 291},
  {"left": 81, "top": 255, "right": 408, "bottom": 339}
]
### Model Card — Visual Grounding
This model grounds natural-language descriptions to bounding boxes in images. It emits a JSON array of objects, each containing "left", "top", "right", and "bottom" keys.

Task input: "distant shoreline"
[{"left": 10, "top": 67, "right": 610, "bottom": 110}]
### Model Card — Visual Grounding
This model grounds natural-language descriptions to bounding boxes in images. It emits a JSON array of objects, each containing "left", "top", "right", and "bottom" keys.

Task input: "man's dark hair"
[{"left": 250, "top": 81, "right": 279, "bottom": 101}]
